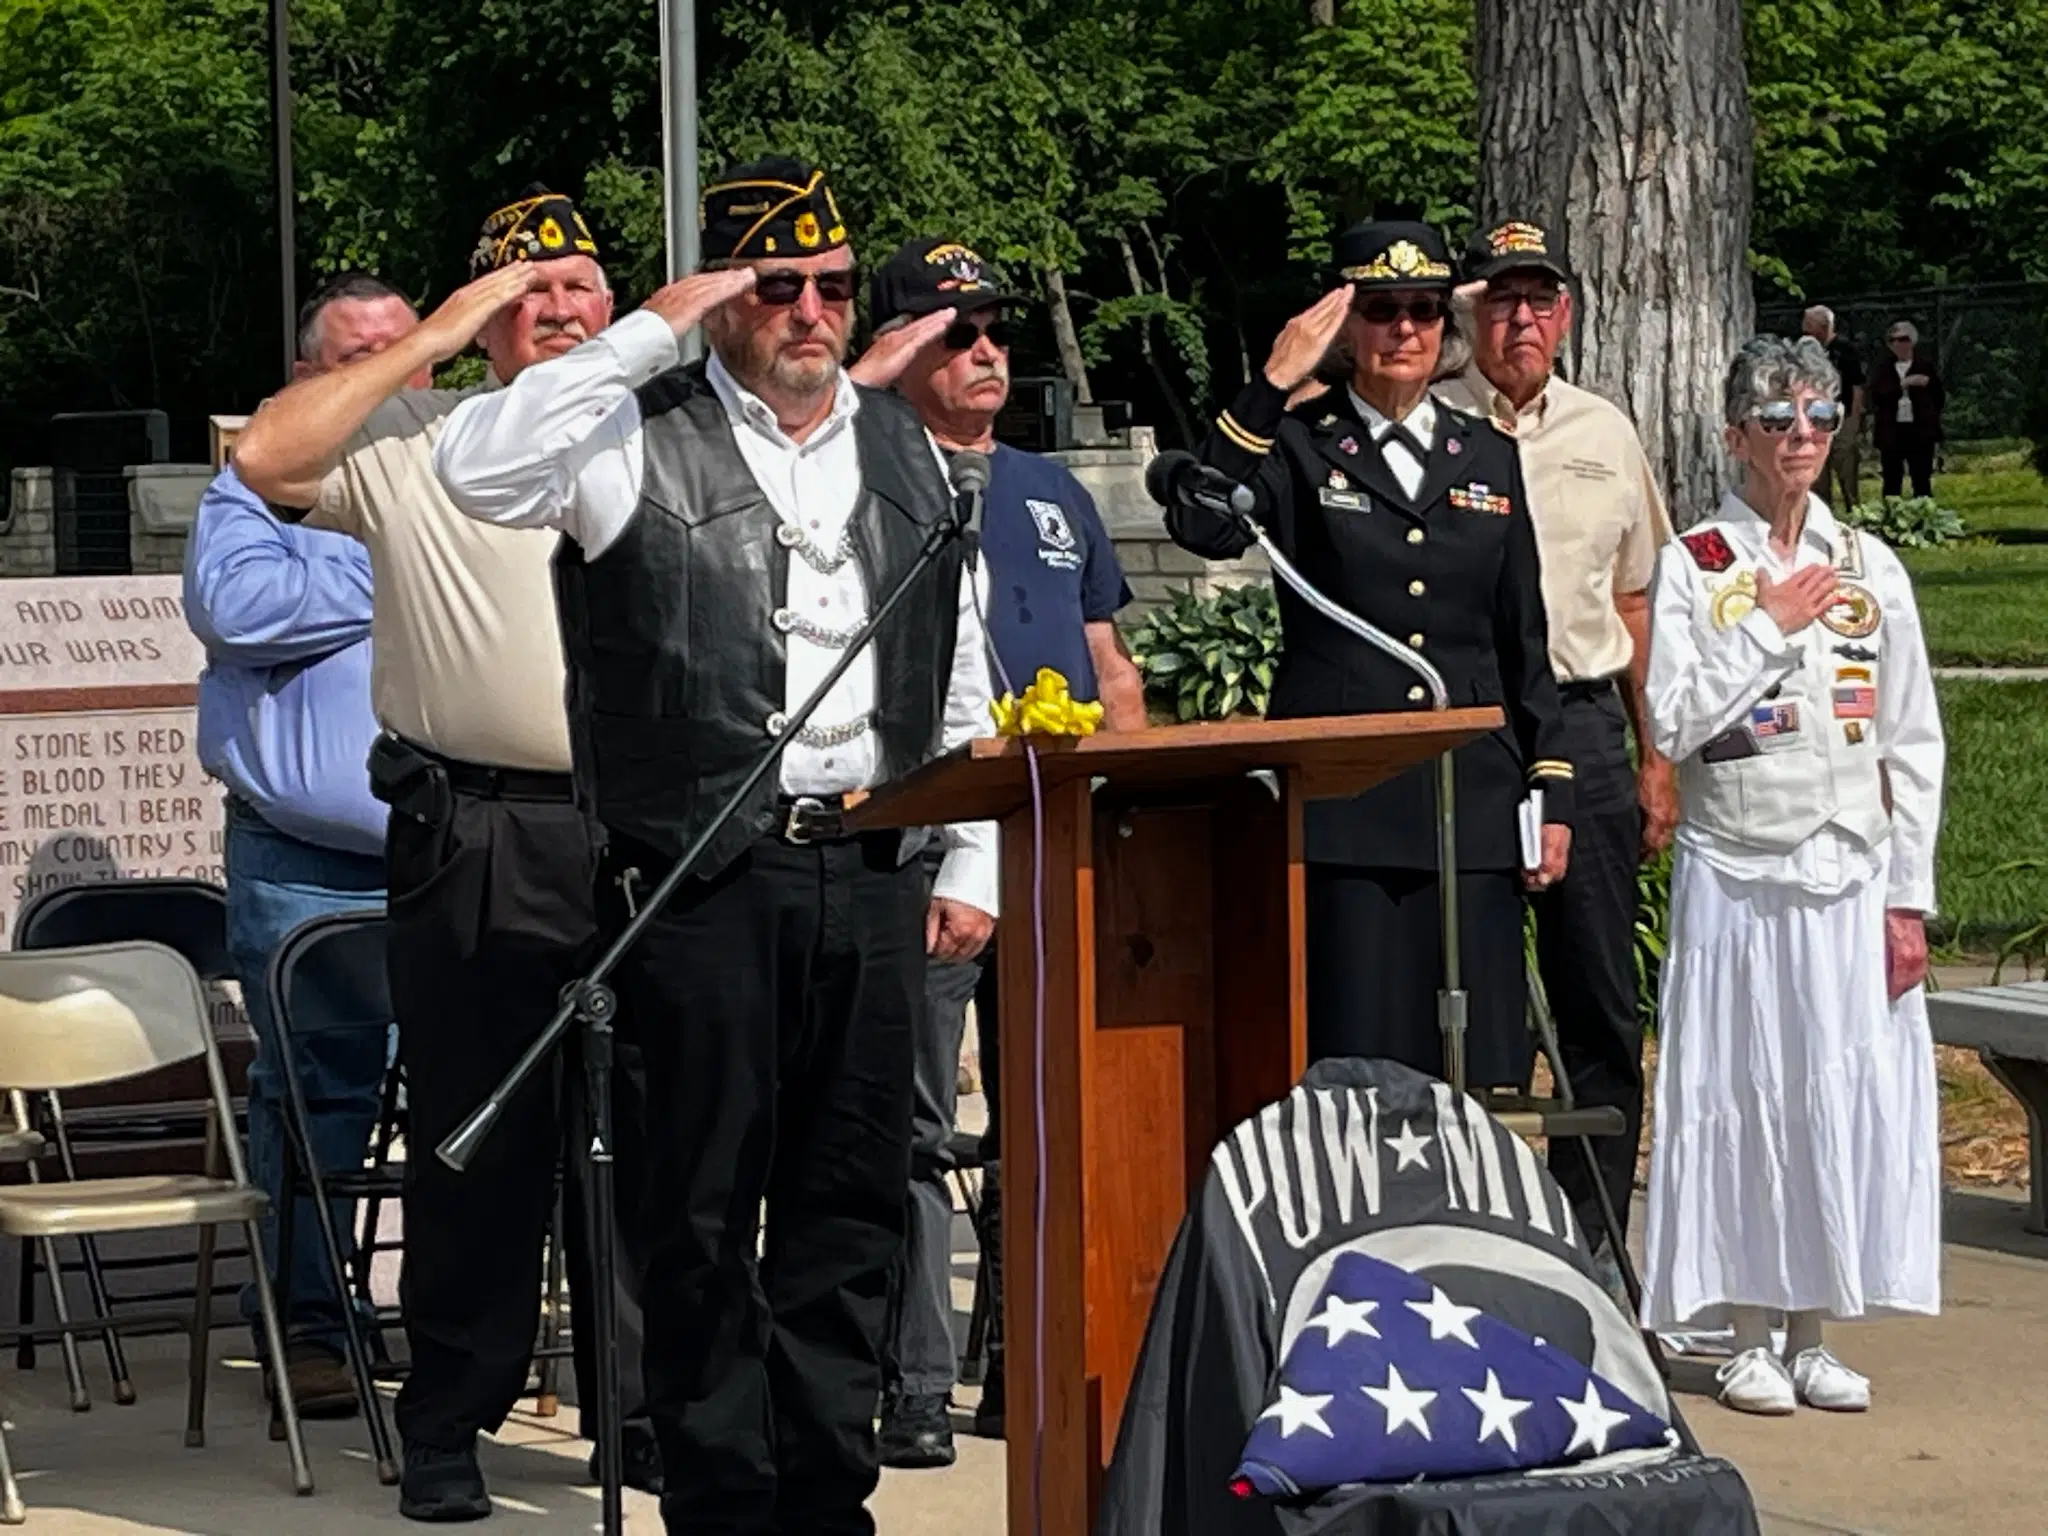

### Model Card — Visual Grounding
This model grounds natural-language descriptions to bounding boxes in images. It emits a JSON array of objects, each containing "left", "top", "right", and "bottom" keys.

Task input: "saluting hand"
[
  {"left": 847, "top": 308, "right": 958, "bottom": 390},
  {"left": 1755, "top": 564, "right": 1839, "bottom": 634},
  {"left": 416, "top": 264, "right": 542, "bottom": 362},
  {"left": 1262, "top": 284, "right": 1354, "bottom": 393},
  {"left": 640, "top": 267, "right": 759, "bottom": 337}
]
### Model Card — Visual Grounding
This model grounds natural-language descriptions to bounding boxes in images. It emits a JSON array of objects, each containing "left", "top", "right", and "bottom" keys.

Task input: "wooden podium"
[{"left": 849, "top": 709, "right": 1501, "bottom": 1533}]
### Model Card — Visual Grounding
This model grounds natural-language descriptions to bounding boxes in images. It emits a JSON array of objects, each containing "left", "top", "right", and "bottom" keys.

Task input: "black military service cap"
[
  {"left": 869, "top": 237, "right": 1029, "bottom": 330},
  {"left": 700, "top": 157, "right": 849, "bottom": 261},
  {"left": 470, "top": 184, "right": 600, "bottom": 278},
  {"left": 1465, "top": 218, "right": 1573, "bottom": 285},
  {"left": 1326, "top": 220, "right": 1457, "bottom": 292}
]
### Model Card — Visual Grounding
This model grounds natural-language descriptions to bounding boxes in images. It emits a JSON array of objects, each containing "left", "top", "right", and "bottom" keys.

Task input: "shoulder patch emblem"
[{"left": 1681, "top": 528, "right": 1736, "bottom": 573}]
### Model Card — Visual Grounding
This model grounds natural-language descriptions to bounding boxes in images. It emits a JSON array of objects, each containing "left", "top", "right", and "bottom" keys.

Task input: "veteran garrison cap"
[
  {"left": 470, "top": 183, "right": 600, "bottom": 278},
  {"left": 1465, "top": 218, "right": 1573, "bottom": 285},
  {"left": 870, "top": 237, "right": 1029, "bottom": 330},
  {"left": 700, "top": 156, "right": 848, "bottom": 262},
  {"left": 1326, "top": 220, "right": 1456, "bottom": 292}
]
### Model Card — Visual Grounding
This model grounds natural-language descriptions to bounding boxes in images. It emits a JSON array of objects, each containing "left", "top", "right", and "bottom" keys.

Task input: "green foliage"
[
  {"left": 1987, "top": 859, "right": 2048, "bottom": 980},
  {"left": 1840, "top": 495, "right": 1968, "bottom": 547},
  {"left": 1124, "top": 584, "right": 1281, "bottom": 723},
  {"left": 1633, "top": 850, "right": 1671, "bottom": 1031}
]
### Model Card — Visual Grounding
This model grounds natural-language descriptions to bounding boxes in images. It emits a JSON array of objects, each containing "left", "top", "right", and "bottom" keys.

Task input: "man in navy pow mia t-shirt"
[{"left": 853, "top": 234, "right": 1146, "bottom": 1470}]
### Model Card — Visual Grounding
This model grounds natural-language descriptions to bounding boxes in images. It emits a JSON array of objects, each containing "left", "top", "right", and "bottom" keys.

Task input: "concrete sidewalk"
[{"left": 1, "top": 1189, "right": 2043, "bottom": 1532}]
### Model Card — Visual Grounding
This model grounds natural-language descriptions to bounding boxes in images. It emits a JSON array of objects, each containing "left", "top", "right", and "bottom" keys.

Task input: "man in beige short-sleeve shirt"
[
  {"left": 232, "top": 189, "right": 657, "bottom": 1518},
  {"left": 1436, "top": 217, "right": 1677, "bottom": 1279}
]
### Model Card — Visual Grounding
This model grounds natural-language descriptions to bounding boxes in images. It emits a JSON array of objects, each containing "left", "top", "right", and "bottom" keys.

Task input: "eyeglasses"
[
  {"left": 1887, "top": 333, "right": 1914, "bottom": 344},
  {"left": 1354, "top": 295, "right": 1448, "bottom": 326},
  {"left": 753, "top": 269, "right": 859, "bottom": 306},
  {"left": 1752, "top": 398, "right": 1844, "bottom": 434},
  {"left": 943, "top": 317, "right": 1017, "bottom": 351},
  {"left": 1481, "top": 286, "right": 1564, "bottom": 317}
]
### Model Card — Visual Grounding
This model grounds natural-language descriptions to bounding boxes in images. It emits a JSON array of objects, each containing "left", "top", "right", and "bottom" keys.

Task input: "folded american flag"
[{"left": 1233, "top": 1251, "right": 1671, "bottom": 1496}]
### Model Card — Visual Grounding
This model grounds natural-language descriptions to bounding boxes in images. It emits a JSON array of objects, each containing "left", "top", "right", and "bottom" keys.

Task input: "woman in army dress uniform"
[{"left": 1167, "top": 219, "right": 1575, "bottom": 1086}]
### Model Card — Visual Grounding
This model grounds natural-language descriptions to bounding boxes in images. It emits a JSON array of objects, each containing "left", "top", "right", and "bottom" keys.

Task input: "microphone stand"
[
  {"left": 1193, "top": 486, "right": 1470, "bottom": 1094},
  {"left": 435, "top": 492, "right": 978, "bottom": 1536}
]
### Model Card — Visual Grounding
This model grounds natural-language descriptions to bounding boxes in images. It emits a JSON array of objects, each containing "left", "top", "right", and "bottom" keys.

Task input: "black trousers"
[
  {"left": 1532, "top": 686, "right": 1645, "bottom": 1246},
  {"left": 386, "top": 786, "right": 650, "bottom": 1452},
  {"left": 1880, "top": 433, "right": 1936, "bottom": 499},
  {"left": 1306, "top": 863, "right": 1530, "bottom": 1089},
  {"left": 600, "top": 827, "right": 925, "bottom": 1536}
]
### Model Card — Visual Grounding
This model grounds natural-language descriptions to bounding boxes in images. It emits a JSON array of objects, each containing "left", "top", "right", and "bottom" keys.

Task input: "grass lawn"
[
  {"left": 1905, "top": 543, "right": 2048, "bottom": 667},
  {"left": 1934, "top": 678, "right": 2048, "bottom": 955},
  {"left": 1930, "top": 448, "right": 2048, "bottom": 538}
]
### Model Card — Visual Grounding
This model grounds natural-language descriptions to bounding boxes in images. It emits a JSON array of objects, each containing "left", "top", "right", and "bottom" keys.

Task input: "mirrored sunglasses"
[
  {"left": 1354, "top": 295, "right": 1448, "bottom": 326},
  {"left": 1753, "top": 398, "right": 1843, "bottom": 434},
  {"left": 754, "top": 269, "right": 860, "bottom": 306}
]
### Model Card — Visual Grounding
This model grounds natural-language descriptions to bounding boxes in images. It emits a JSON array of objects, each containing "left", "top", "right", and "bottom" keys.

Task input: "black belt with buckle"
[
  {"left": 777, "top": 794, "right": 850, "bottom": 845},
  {"left": 1558, "top": 677, "right": 1618, "bottom": 705}
]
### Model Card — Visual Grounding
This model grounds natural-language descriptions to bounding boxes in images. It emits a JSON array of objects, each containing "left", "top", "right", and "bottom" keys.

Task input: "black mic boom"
[
  {"left": 947, "top": 449, "right": 991, "bottom": 564},
  {"left": 1145, "top": 449, "right": 1256, "bottom": 521}
]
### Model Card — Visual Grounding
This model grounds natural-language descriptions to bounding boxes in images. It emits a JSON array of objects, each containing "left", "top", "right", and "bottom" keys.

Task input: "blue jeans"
[{"left": 224, "top": 799, "right": 388, "bottom": 1359}]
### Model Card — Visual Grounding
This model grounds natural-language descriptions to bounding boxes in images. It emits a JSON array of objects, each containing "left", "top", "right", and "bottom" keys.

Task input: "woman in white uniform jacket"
[{"left": 1640, "top": 335, "right": 1945, "bottom": 1416}]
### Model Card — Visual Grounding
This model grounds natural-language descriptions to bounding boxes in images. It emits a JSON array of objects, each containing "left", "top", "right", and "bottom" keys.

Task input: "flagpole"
[
  {"left": 268, "top": 0, "right": 296, "bottom": 381},
  {"left": 660, "top": 0, "right": 701, "bottom": 361}
]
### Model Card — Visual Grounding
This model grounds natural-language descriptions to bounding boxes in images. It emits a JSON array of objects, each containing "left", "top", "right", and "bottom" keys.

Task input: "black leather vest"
[{"left": 553, "top": 361, "right": 963, "bottom": 872}]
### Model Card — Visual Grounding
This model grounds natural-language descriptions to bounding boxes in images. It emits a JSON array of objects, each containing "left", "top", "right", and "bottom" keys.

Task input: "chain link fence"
[{"left": 1759, "top": 281, "right": 2048, "bottom": 447}]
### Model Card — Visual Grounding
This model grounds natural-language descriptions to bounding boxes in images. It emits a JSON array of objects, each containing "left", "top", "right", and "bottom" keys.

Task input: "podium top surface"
[{"left": 845, "top": 708, "right": 1503, "bottom": 828}]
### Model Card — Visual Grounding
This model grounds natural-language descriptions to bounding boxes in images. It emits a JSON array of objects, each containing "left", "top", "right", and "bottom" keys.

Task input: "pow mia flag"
[{"left": 1096, "top": 1058, "right": 1762, "bottom": 1536}]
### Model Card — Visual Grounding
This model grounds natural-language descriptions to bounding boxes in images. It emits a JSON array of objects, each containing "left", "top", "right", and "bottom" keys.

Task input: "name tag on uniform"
[{"left": 1318, "top": 487, "right": 1369, "bottom": 512}]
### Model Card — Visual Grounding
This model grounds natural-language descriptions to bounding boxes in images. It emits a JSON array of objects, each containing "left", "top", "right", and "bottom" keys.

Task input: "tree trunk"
[
  {"left": 1474, "top": 0, "right": 1753, "bottom": 525},
  {"left": 1117, "top": 230, "right": 1199, "bottom": 449},
  {"left": 1042, "top": 265, "right": 1094, "bottom": 404},
  {"left": 1308, "top": 0, "right": 1335, "bottom": 25}
]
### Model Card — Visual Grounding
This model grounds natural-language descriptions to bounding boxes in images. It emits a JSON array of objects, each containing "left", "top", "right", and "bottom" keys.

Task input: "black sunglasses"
[
  {"left": 753, "top": 269, "right": 859, "bottom": 306},
  {"left": 1354, "top": 295, "right": 1448, "bottom": 326},
  {"left": 943, "top": 316, "right": 1018, "bottom": 351},
  {"left": 1752, "top": 398, "right": 1844, "bottom": 434}
]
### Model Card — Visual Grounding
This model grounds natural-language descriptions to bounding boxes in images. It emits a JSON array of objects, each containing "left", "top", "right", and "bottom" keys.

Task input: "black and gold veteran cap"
[
  {"left": 1325, "top": 219, "right": 1457, "bottom": 292},
  {"left": 1464, "top": 218, "right": 1574, "bottom": 285},
  {"left": 700, "top": 156, "right": 849, "bottom": 261},
  {"left": 470, "top": 183, "right": 601, "bottom": 278},
  {"left": 869, "top": 237, "right": 1030, "bottom": 330}
]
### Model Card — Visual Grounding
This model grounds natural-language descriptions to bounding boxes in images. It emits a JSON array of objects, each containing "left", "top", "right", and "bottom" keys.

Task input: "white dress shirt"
[
  {"left": 431, "top": 308, "right": 999, "bottom": 917},
  {"left": 1348, "top": 388, "right": 1437, "bottom": 501}
]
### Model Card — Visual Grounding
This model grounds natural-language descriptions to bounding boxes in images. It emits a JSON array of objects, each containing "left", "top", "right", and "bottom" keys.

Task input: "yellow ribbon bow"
[{"left": 990, "top": 667, "right": 1106, "bottom": 738}]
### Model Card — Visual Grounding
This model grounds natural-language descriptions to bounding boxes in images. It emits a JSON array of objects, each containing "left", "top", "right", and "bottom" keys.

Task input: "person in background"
[
  {"left": 1436, "top": 218, "right": 1675, "bottom": 1283},
  {"left": 1802, "top": 305, "right": 1865, "bottom": 512},
  {"left": 185, "top": 272, "right": 403, "bottom": 1421},
  {"left": 230, "top": 189, "right": 657, "bottom": 1521},
  {"left": 1170, "top": 218, "right": 1575, "bottom": 1090},
  {"left": 1641, "top": 335, "right": 1944, "bottom": 1416},
  {"left": 849, "top": 235, "right": 1146, "bottom": 1468},
  {"left": 1869, "top": 319, "right": 1944, "bottom": 500}
]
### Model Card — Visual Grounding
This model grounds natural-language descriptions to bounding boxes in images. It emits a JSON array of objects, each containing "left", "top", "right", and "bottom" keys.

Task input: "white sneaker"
[
  {"left": 1790, "top": 1346, "right": 1870, "bottom": 1411},
  {"left": 1716, "top": 1346, "right": 1797, "bottom": 1415}
]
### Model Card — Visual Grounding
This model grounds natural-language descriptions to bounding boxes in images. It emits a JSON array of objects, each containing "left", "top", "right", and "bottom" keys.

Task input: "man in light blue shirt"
[{"left": 185, "top": 271, "right": 417, "bottom": 1418}]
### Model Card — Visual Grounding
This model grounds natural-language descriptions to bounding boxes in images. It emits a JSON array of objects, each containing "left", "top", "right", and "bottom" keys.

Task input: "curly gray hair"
[{"left": 1723, "top": 335, "right": 1840, "bottom": 426}]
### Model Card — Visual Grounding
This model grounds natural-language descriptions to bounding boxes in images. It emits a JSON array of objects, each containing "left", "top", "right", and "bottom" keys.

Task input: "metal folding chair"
[
  {"left": 0, "top": 938, "right": 314, "bottom": 1520},
  {"left": 8, "top": 878, "right": 243, "bottom": 1410}
]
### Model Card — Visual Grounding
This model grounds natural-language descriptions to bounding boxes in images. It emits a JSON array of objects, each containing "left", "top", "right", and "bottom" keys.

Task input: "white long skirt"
[{"left": 1639, "top": 848, "right": 1942, "bottom": 1332}]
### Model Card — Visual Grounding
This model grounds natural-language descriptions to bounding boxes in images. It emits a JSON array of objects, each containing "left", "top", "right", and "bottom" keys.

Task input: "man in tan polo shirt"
[
  {"left": 1437, "top": 218, "right": 1678, "bottom": 1280},
  {"left": 232, "top": 189, "right": 656, "bottom": 1520}
]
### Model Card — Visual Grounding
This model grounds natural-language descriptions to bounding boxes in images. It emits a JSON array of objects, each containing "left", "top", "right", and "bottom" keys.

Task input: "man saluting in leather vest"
[{"left": 432, "top": 157, "right": 997, "bottom": 1536}]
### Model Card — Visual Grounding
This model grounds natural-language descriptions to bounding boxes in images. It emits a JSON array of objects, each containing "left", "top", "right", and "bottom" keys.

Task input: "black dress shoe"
[
  {"left": 400, "top": 1440, "right": 492, "bottom": 1523},
  {"left": 586, "top": 1430, "right": 666, "bottom": 1497},
  {"left": 878, "top": 1392, "right": 956, "bottom": 1469}
]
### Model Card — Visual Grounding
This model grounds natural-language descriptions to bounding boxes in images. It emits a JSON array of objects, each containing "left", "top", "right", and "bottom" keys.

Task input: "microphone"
[
  {"left": 948, "top": 449, "right": 991, "bottom": 569},
  {"left": 1145, "top": 449, "right": 1256, "bottom": 525}
]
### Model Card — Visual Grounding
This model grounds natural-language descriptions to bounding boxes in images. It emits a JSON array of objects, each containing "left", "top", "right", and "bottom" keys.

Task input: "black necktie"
[{"left": 1377, "top": 423, "right": 1430, "bottom": 463}]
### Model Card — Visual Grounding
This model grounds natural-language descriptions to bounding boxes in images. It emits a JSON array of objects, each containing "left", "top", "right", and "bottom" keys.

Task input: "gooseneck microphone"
[
  {"left": 1144, "top": 448, "right": 1256, "bottom": 522},
  {"left": 948, "top": 449, "right": 991, "bottom": 570}
]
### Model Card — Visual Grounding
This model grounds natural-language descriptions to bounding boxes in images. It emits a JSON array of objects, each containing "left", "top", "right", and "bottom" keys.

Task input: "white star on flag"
[
  {"left": 1303, "top": 1294, "right": 1381, "bottom": 1347},
  {"left": 1406, "top": 1285, "right": 1483, "bottom": 1348},
  {"left": 1259, "top": 1384, "right": 1335, "bottom": 1439},
  {"left": 1362, "top": 1363, "right": 1437, "bottom": 1440},
  {"left": 1385, "top": 1118, "right": 1432, "bottom": 1172},
  {"left": 1557, "top": 1379, "right": 1633, "bottom": 1456},
  {"left": 1460, "top": 1369, "right": 1533, "bottom": 1452}
]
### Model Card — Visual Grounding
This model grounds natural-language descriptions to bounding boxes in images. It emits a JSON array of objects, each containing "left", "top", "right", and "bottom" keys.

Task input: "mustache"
[{"left": 531, "top": 318, "right": 589, "bottom": 343}]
